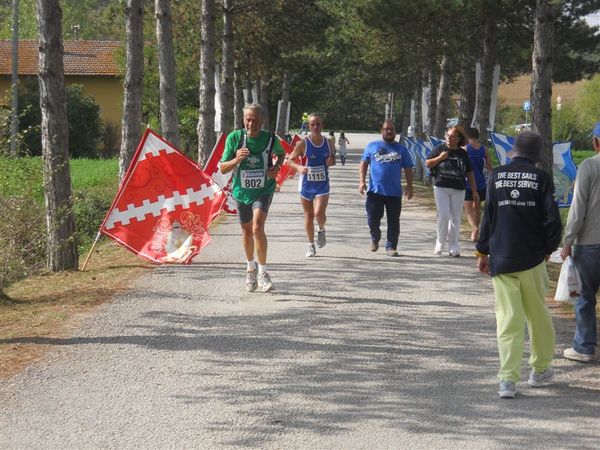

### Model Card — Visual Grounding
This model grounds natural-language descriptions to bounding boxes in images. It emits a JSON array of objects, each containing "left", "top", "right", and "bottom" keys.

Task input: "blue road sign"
[{"left": 523, "top": 100, "right": 531, "bottom": 112}]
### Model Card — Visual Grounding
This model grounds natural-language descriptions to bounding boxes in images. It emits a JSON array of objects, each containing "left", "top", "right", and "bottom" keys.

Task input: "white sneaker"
[
  {"left": 564, "top": 347, "right": 594, "bottom": 362},
  {"left": 257, "top": 272, "right": 273, "bottom": 292},
  {"left": 245, "top": 269, "right": 257, "bottom": 292},
  {"left": 434, "top": 243, "right": 443, "bottom": 255},
  {"left": 317, "top": 229, "right": 326, "bottom": 248},
  {"left": 306, "top": 243, "right": 316, "bottom": 257},
  {"left": 528, "top": 367, "right": 555, "bottom": 387},
  {"left": 498, "top": 381, "right": 516, "bottom": 399}
]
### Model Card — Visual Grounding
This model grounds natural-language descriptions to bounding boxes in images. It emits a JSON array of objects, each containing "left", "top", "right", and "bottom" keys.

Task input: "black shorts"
[
  {"left": 465, "top": 188, "right": 485, "bottom": 202},
  {"left": 236, "top": 193, "right": 274, "bottom": 224}
]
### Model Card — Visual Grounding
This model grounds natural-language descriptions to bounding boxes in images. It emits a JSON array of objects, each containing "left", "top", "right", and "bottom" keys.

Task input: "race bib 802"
[{"left": 241, "top": 169, "right": 265, "bottom": 189}]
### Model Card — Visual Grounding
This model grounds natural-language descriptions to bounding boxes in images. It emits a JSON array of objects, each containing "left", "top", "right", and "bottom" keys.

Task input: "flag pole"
[{"left": 80, "top": 231, "right": 102, "bottom": 271}]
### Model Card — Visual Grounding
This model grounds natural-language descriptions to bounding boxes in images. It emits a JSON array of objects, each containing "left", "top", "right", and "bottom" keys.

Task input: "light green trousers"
[{"left": 492, "top": 261, "right": 555, "bottom": 382}]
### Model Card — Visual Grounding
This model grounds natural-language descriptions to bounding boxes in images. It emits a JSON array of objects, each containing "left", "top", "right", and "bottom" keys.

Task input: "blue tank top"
[
  {"left": 466, "top": 144, "right": 487, "bottom": 191},
  {"left": 303, "top": 136, "right": 330, "bottom": 183}
]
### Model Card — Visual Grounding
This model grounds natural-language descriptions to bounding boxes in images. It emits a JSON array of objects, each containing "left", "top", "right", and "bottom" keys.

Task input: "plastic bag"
[{"left": 554, "top": 256, "right": 582, "bottom": 302}]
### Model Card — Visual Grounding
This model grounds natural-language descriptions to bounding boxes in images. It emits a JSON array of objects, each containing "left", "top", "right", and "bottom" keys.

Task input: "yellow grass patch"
[{"left": 498, "top": 74, "right": 587, "bottom": 106}]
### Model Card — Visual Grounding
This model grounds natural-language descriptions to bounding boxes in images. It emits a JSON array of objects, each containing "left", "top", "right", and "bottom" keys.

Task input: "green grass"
[
  {"left": 0, "top": 157, "right": 119, "bottom": 253},
  {"left": 571, "top": 149, "right": 594, "bottom": 166},
  {"left": 0, "top": 157, "right": 119, "bottom": 200}
]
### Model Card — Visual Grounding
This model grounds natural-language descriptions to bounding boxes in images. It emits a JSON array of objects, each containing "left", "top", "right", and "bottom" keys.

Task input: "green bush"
[
  {"left": 575, "top": 74, "right": 600, "bottom": 133},
  {"left": 0, "top": 157, "right": 119, "bottom": 294},
  {"left": 1, "top": 78, "right": 103, "bottom": 158},
  {"left": 552, "top": 103, "right": 589, "bottom": 150},
  {"left": 178, "top": 105, "right": 199, "bottom": 161},
  {"left": 66, "top": 85, "right": 103, "bottom": 158},
  {"left": 0, "top": 195, "right": 46, "bottom": 298}
]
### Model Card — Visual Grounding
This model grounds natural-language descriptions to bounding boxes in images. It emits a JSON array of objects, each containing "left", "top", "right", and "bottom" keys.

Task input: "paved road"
[{"left": 1, "top": 133, "right": 599, "bottom": 449}]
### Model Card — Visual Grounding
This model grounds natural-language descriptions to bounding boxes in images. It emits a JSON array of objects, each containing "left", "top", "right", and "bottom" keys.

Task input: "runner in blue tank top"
[{"left": 286, "top": 113, "right": 335, "bottom": 257}]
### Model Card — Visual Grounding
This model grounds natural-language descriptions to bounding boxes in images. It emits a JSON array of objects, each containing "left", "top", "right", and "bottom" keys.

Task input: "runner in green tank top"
[{"left": 220, "top": 104, "right": 285, "bottom": 293}]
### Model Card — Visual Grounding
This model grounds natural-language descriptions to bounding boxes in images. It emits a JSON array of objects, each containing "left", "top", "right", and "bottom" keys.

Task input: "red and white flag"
[
  {"left": 203, "top": 132, "right": 237, "bottom": 214},
  {"left": 100, "top": 129, "right": 225, "bottom": 264},
  {"left": 276, "top": 134, "right": 301, "bottom": 189}
]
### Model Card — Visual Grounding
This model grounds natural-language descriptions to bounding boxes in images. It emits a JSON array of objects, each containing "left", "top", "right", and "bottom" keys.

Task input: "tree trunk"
[
  {"left": 220, "top": 0, "right": 234, "bottom": 134},
  {"left": 399, "top": 90, "right": 411, "bottom": 138},
  {"left": 458, "top": 54, "right": 477, "bottom": 129},
  {"left": 426, "top": 65, "right": 438, "bottom": 137},
  {"left": 472, "top": 10, "right": 496, "bottom": 143},
  {"left": 531, "top": 0, "right": 556, "bottom": 173},
  {"left": 260, "top": 78, "right": 270, "bottom": 130},
  {"left": 119, "top": 0, "right": 144, "bottom": 180},
  {"left": 433, "top": 55, "right": 452, "bottom": 138},
  {"left": 233, "top": 64, "right": 244, "bottom": 129},
  {"left": 197, "top": 0, "right": 216, "bottom": 165},
  {"left": 155, "top": 0, "right": 180, "bottom": 147},
  {"left": 35, "top": 0, "right": 78, "bottom": 271},
  {"left": 10, "top": 0, "right": 19, "bottom": 157},
  {"left": 413, "top": 73, "right": 423, "bottom": 139},
  {"left": 276, "top": 70, "right": 290, "bottom": 137}
]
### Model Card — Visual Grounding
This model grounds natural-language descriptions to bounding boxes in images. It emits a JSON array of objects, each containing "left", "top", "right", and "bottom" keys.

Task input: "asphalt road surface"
[{"left": 1, "top": 133, "right": 599, "bottom": 449}]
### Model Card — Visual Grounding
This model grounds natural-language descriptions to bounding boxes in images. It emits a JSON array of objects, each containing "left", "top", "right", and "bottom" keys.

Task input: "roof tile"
[{"left": 0, "top": 39, "right": 122, "bottom": 76}]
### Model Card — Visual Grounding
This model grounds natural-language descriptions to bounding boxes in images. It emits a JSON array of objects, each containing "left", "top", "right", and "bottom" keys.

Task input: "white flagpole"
[{"left": 80, "top": 231, "right": 102, "bottom": 271}]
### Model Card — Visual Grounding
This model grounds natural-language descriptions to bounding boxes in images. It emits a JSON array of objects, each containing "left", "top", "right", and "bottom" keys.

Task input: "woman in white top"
[{"left": 338, "top": 132, "right": 350, "bottom": 165}]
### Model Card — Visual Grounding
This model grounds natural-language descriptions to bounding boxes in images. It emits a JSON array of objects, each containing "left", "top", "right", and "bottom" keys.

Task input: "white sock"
[
  {"left": 247, "top": 260, "right": 256, "bottom": 272},
  {"left": 319, "top": 227, "right": 325, "bottom": 231},
  {"left": 258, "top": 264, "right": 267, "bottom": 274}
]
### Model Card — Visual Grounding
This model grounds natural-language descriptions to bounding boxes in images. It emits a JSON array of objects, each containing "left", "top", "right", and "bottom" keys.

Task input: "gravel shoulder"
[{"left": 1, "top": 133, "right": 598, "bottom": 449}]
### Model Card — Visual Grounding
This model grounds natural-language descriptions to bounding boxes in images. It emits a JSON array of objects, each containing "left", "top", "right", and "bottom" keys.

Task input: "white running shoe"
[
  {"left": 306, "top": 243, "right": 316, "bottom": 257},
  {"left": 317, "top": 229, "right": 326, "bottom": 248},
  {"left": 245, "top": 270, "right": 257, "bottom": 292},
  {"left": 257, "top": 272, "right": 273, "bottom": 292}
]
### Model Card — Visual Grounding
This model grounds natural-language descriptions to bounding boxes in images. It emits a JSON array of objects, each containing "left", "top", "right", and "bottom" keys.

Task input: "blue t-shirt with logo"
[{"left": 362, "top": 140, "right": 414, "bottom": 197}]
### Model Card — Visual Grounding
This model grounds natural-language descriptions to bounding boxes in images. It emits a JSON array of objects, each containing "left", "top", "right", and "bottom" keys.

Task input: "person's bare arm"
[
  {"left": 404, "top": 167, "right": 414, "bottom": 199},
  {"left": 425, "top": 151, "right": 448, "bottom": 168},
  {"left": 359, "top": 160, "right": 369, "bottom": 194},
  {"left": 285, "top": 140, "right": 308, "bottom": 174},
  {"left": 220, "top": 148, "right": 249, "bottom": 174}
]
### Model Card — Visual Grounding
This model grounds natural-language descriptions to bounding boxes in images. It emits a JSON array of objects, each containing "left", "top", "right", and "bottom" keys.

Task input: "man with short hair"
[
  {"left": 477, "top": 131, "right": 562, "bottom": 399},
  {"left": 359, "top": 120, "right": 414, "bottom": 257},
  {"left": 220, "top": 104, "right": 285, "bottom": 292},
  {"left": 560, "top": 122, "right": 600, "bottom": 362}
]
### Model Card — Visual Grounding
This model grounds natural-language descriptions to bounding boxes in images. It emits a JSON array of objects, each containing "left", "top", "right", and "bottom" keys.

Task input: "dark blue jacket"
[{"left": 476, "top": 157, "right": 562, "bottom": 276}]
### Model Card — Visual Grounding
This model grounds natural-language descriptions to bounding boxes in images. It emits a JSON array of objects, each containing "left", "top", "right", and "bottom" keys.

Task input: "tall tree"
[
  {"left": 10, "top": 0, "right": 19, "bottom": 157},
  {"left": 472, "top": 3, "right": 497, "bottom": 143},
  {"left": 197, "top": 0, "right": 216, "bottom": 165},
  {"left": 531, "top": 0, "right": 557, "bottom": 173},
  {"left": 426, "top": 64, "right": 438, "bottom": 136},
  {"left": 233, "top": 63, "right": 244, "bottom": 129},
  {"left": 155, "top": 0, "right": 180, "bottom": 147},
  {"left": 276, "top": 70, "right": 290, "bottom": 137},
  {"left": 35, "top": 0, "right": 78, "bottom": 271},
  {"left": 219, "top": 0, "right": 234, "bottom": 134},
  {"left": 119, "top": 0, "right": 144, "bottom": 180},
  {"left": 433, "top": 55, "right": 452, "bottom": 138}
]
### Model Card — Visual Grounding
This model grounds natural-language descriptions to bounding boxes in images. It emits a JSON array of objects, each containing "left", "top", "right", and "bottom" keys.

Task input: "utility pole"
[{"left": 10, "top": 0, "right": 19, "bottom": 157}]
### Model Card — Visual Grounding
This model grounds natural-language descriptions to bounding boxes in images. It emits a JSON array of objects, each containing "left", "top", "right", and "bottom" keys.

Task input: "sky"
[{"left": 585, "top": 12, "right": 600, "bottom": 28}]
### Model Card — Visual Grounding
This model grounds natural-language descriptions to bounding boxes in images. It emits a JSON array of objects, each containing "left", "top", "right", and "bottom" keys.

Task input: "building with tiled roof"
[{"left": 0, "top": 40, "right": 124, "bottom": 126}]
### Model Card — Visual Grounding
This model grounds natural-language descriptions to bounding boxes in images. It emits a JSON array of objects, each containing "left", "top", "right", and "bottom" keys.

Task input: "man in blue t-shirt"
[{"left": 359, "top": 120, "right": 414, "bottom": 256}]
